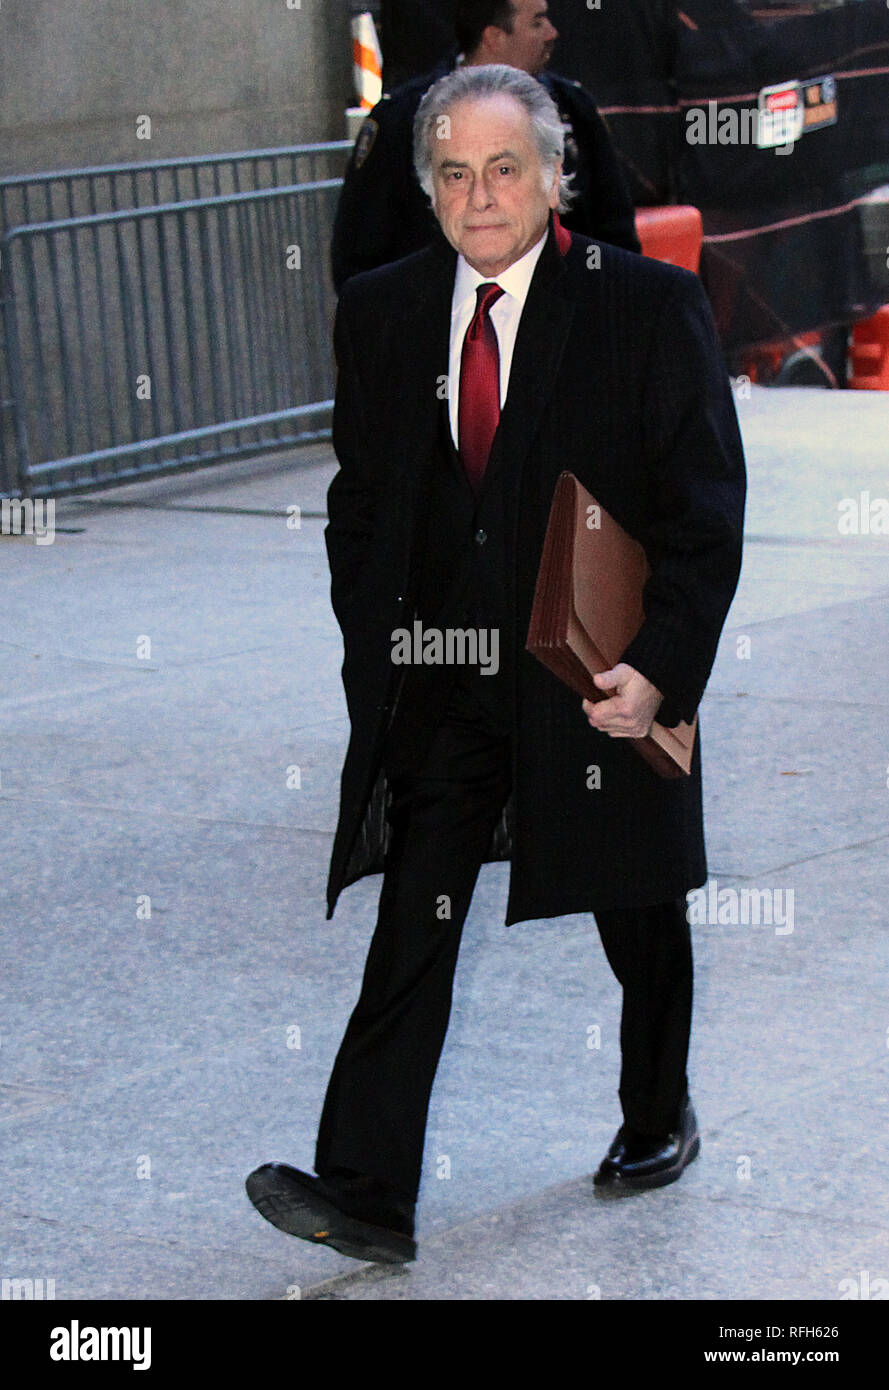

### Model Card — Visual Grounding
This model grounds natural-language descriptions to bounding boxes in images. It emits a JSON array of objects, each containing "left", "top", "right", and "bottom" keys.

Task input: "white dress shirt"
[{"left": 447, "top": 228, "right": 549, "bottom": 448}]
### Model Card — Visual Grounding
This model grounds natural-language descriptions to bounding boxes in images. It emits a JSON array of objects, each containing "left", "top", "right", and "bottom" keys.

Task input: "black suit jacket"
[{"left": 324, "top": 218, "right": 746, "bottom": 923}]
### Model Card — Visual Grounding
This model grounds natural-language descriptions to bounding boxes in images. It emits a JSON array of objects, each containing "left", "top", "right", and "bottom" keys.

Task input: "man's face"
[
  {"left": 431, "top": 94, "right": 561, "bottom": 277},
  {"left": 492, "top": 0, "right": 558, "bottom": 76}
]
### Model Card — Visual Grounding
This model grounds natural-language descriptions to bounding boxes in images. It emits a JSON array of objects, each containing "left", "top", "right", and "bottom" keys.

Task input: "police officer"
[{"left": 331, "top": 0, "right": 641, "bottom": 290}]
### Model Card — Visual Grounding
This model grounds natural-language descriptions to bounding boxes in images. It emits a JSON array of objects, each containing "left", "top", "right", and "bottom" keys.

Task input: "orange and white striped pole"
[{"left": 352, "top": 12, "right": 383, "bottom": 110}]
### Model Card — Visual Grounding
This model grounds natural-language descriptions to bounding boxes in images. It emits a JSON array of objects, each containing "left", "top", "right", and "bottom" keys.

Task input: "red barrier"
[
  {"left": 849, "top": 306, "right": 889, "bottom": 391},
  {"left": 634, "top": 205, "right": 703, "bottom": 273}
]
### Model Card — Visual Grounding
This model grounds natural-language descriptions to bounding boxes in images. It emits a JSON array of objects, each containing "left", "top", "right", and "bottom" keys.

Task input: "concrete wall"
[{"left": 0, "top": 0, "right": 354, "bottom": 176}]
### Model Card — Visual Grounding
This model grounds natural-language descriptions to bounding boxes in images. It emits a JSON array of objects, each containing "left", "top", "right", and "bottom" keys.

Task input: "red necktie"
[{"left": 458, "top": 282, "right": 505, "bottom": 494}]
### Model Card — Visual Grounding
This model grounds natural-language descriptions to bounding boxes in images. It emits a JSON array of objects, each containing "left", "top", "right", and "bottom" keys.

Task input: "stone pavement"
[{"left": 1, "top": 385, "right": 888, "bottom": 1301}]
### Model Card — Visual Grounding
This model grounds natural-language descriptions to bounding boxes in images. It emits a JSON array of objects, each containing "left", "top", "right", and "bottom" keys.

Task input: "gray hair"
[{"left": 413, "top": 64, "right": 576, "bottom": 213}]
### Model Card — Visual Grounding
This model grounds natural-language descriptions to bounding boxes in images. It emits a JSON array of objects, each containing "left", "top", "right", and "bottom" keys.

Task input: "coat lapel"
[
  {"left": 395, "top": 236, "right": 457, "bottom": 494},
  {"left": 491, "top": 221, "right": 576, "bottom": 478}
]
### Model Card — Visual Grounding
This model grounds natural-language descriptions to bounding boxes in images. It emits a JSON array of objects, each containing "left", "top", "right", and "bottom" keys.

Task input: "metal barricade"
[
  {"left": 1, "top": 178, "right": 343, "bottom": 496},
  {"left": 0, "top": 143, "right": 352, "bottom": 235}
]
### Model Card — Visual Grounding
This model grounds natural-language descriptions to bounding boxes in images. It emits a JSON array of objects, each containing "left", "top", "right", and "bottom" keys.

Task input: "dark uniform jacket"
[
  {"left": 331, "top": 56, "right": 641, "bottom": 291},
  {"left": 324, "top": 216, "right": 746, "bottom": 924}
]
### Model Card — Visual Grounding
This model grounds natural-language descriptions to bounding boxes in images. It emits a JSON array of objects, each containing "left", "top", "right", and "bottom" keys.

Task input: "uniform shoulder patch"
[{"left": 354, "top": 118, "right": 379, "bottom": 169}]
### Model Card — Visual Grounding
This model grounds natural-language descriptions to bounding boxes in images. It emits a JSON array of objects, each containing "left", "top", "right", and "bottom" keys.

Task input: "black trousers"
[{"left": 315, "top": 672, "right": 693, "bottom": 1202}]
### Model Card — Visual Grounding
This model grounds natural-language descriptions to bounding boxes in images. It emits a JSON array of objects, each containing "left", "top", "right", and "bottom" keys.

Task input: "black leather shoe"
[
  {"left": 593, "top": 1096, "right": 700, "bottom": 1194},
  {"left": 244, "top": 1163, "right": 417, "bottom": 1263}
]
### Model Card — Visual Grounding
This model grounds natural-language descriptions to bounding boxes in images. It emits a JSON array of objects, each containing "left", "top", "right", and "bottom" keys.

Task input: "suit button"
[{"left": 474, "top": 528, "right": 488, "bottom": 545}]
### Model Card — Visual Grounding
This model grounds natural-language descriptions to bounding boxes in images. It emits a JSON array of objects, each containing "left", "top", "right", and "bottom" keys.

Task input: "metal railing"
[
  {"left": 0, "top": 142, "right": 352, "bottom": 235},
  {"left": 1, "top": 181, "right": 343, "bottom": 495},
  {"left": 0, "top": 144, "right": 351, "bottom": 497}
]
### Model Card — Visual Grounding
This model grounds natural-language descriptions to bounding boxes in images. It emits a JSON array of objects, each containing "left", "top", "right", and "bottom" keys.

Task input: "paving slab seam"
[
  {"left": 743, "top": 534, "right": 889, "bottom": 551},
  {"left": 0, "top": 681, "right": 152, "bottom": 713},
  {"left": 648, "top": 1189, "right": 889, "bottom": 1230},
  {"left": 293, "top": 1173, "right": 612, "bottom": 1299},
  {"left": 291, "top": 1177, "right": 889, "bottom": 1300},
  {"left": 0, "top": 790, "right": 336, "bottom": 839},
  {"left": 0, "top": 1207, "right": 309, "bottom": 1268},
  {"left": 0, "top": 646, "right": 163, "bottom": 673},
  {"left": 0, "top": 1024, "right": 306, "bottom": 1104},
  {"left": 67, "top": 502, "right": 329, "bottom": 519},
  {"left": 721, "top": 615, "right": 889, "bottom": 640},
  {"left": 723, "top": 832, "right": 889, "bottom": 877},
  {"left": 697, "top": 1059, "right": 889, "bottom": 1115},
  {"left": 151, "top": 644, "right": 298, "bottom": 670},
  {"left": 57, "top": 456, "right": 334, "bottom": 514},
  {"left": 701, "top": 838, "right": 889, "bottom": 877},
  {"left": 702, "top": 690, "right": 889, "bottom": 709},
  {"left": 0, "top": 712, "right": 347, "bottom": 743},
  {"left": 0, "top": 641, "right": 294, "bottom": 671}
]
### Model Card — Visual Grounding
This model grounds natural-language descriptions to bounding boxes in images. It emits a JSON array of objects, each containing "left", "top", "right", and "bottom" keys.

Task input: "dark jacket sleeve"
[
  {"left": 324, "top": 287, "right": 379, "bottom": 633},
  {"left": 330, "top": 93, "right": 436, "bottom": 292},
  {"left": 619, "top": 272, "right": 746, "bottom": 725},
  {"left": 552, "top": 78, "right": 641, "bottom": 254},
  {"left": 331, "top": 101, "right": 406, "bottom": 293}
]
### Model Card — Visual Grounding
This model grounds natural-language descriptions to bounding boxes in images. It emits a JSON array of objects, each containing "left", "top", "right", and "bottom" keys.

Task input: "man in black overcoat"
[
  {"left": 331, "top": 0, "right": 640, "bottom": 291},
  {"left": 246, "top": 62, "right": 746, "bottom": 1265}
]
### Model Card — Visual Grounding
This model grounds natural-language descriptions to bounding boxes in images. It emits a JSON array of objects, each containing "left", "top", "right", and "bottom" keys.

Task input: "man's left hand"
[{"left": 582, "top": 663, "right": 663, "bottom": 739}]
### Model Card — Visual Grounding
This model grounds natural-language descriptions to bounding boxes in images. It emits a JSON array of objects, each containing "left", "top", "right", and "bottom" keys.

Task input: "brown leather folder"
[{"left": 525, "top": 471, "right": 697, "bottom": 779}]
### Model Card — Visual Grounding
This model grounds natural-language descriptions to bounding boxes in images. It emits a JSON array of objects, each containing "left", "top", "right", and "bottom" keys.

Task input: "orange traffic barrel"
[
  {"left": 635, "top": 206, "right": 703, "bottom": 273},
  {"left": 849, "top": 306, "right": 889, "bottom": 390}
]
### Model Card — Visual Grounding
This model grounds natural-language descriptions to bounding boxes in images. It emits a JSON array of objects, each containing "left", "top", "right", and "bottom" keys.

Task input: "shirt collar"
[{"left": 453, "top": 225, "right": 550, "bottom": 313}]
